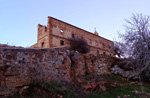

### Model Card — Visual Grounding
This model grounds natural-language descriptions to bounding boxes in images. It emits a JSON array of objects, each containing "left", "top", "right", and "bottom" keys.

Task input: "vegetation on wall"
[
  {"left": 11, "top": 74, "right": 150, "bottom": 98},
  {"left": 69, "top": 38, "right": 90, "bottom": 54}
]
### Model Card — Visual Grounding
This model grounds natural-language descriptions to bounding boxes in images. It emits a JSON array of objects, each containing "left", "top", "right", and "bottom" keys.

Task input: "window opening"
[
  {"left": 89, "top": 39, "right": 92, "bottom": 44},
  {"left": 42, "top": 42, "right": 44, "bottom": 48},
  {"left": 103, "top": 52, "right": 105, "bottom": 55},
  {"left": 60, "top": 40, "right": 64, "bottom": 45},
  {"left": 60, "top": 29, "right": 64, "bottom": 35},
  {"left": 60, "top": 29, "right": 63, "bottom": 33},
  {"left": 72, "top": 34, "right": 75, "bottom": 38},
  {"left": 97, "top": 50, "right": 99, "bottom": 54}
]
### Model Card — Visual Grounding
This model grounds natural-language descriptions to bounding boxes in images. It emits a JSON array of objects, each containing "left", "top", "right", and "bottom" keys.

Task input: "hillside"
[{"left": 11, "top": 74, "right": 150, "bottom": 98}]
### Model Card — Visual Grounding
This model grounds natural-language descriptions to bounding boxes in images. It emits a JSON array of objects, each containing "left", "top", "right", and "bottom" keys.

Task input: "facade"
[{"left": 31, "top": 16, "right": 114, "bottom": 55}]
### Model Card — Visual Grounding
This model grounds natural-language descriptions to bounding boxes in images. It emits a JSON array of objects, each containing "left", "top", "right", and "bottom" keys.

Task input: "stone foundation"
[{"left": 0, "top": 48, "right": 115, "bottom": 96}]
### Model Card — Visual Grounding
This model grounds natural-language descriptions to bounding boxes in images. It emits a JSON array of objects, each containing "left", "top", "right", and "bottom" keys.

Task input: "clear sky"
[{"left": 0, "top": 0, "right": 150, "bottom": 47}]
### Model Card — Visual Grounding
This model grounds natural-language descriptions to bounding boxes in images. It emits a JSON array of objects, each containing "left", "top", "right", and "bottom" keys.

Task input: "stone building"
[{"left": 31, "top": 16, "right": 114, "bottom": 55}]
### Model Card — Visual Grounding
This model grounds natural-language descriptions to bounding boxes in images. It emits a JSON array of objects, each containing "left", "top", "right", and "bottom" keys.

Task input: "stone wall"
[{"left": 0, "top": 48, "right": 114, "bottom": 96}]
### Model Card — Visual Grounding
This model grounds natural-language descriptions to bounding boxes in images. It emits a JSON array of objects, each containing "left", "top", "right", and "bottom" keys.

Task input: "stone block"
[
  {"left": 32, "top": 57, "right": 37, "bottom": 60},
  {"left": 0, "top": 90, "right": 10, "bottom": 96},
  {"left": 5, "top": 77, "right": 30, "bottom": 88},
  {"left": 0, "top": 60, "right": 2, "bottom": 64},
  {"left": 0, "top": 73, "right": 4, "bottom": 82},
  {"left": 29, "top": 52, "right": 34, "bottom": 57},
  {"left": 3, "top": 66, "right": 20, "bottom": 76},
  {"left": 70, "top": 52, "right": 85, "bottom": 76},
  {"left": 45, "top": 66, "right": 50, "bottom": 70},
  {"left": 36, "top": 50, "right": 41, "bottom": 54},
  {"left": 0, "top": 49, "right": 3, "bottom": 54},
  {"left": 0, "top": 81, "right": 5, "bottom": 88}
]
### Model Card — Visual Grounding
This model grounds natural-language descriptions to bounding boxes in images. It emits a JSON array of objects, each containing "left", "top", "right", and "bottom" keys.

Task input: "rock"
[
  {"left": 82, "top": 83, "right": 92, "bottom": 90},
  {"left": 70, "top": 52, "right": 86, "bottom": 76},
  {"left": 111, "top": 65, "right": 139, "bottom": 79},
  {"left": 99, "top": 85, "right": 106, "bottom": 91},
  {"left": 75, "top": 78, "right": 84, "bottom": 83},
  {"left": 19, "top": 86, "right": 29, "bottom": 94},
  {"left": 82, "top": 81, "right": 107, "bottom": 91},
  {"left": 97, "top": 81, "right": 107, "bottom": 85},
  {"left": 0, "top": 90, "right": 10, "bottom": 96}
]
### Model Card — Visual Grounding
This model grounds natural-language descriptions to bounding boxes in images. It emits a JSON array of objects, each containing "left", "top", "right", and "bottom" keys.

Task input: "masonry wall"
[
  {"left": 0, "top": 48, "right": 72, "bottom": 96},
  {"left": 31, "top": 17, "right": 114, "bottom": 55},
  {"left": 37, "top": 24, "right": 50, "bottom": 48},
  {"left": 49, "top": 17, "right": 113, "bottom": 55},
  {"left": 0, "top": 47, "right": 115, "bottom": 96}
]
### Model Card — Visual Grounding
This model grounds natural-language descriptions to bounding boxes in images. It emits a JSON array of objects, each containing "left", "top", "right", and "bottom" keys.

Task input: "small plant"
[
  {"left": 101, "top": 74, "right": 125, "bottom": 83},
  {"left": 11, "top": 81, "right": 78, "bottom": 98},
  {"left": 41, "top": 81, "right": 77, "bottom": 98},
  {"left": 87, "top": 83, "right": 150, "bottom": 98},
  {"left": 85, "top": 70, "right": 90, "bottom": 76},
  {"left": 41, "top": 81, "right": 62, "bottom": 94}
]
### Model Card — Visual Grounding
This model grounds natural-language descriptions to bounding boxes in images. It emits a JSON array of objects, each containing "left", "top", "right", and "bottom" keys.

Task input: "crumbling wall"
[
  {"left": 50, "top": 17, "right": 113, "bottom": 55},
  {"left": 0, "top": 48, "right": 72, "bottom": 96},
  {"left": 37, "top": 24, "right": 50, "bottom": 48},
  {"left": 0, "top": 48, "right": 114, "bottom": 96}
]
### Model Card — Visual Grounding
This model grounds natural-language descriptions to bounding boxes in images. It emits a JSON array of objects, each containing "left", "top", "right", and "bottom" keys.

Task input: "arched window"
[
  {"left": 60, "top": 29, "right": 64, "bottom": 35},
  {"left": 41, "top": 42, "right": 44, "bottom": 48}
]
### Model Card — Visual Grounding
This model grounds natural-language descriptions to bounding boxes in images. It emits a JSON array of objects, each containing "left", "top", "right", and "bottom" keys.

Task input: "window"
[
  {"left": 41, "top": 42, "right": 44, "bottom": 48},
  {"left": 60, "top": 40, "right": 64, "bottom": 45},
  {"left": 60, "top": 29, "right": 64, "bottom": 34},
  {"left": 72, "top": 34, "right": 75, "bottom": 38},
  {"left": 89, "top": 39, "right": 92, "bottom": 44},
  {"left": 97, "top": 50, "right": 99, "bottom": 54},
  {"left": 60, "top": 29, "right": 63, "bottom": 33},
  {"left": 103, "top": 52, "right": 105, "bottom": 55},
  {"left": 45, "top": 27, "right": 47, "bottom": 32}
]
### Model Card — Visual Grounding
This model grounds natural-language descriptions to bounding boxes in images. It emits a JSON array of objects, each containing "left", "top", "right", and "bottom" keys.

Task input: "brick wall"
[{"left": 32, "top": 16, "right": 114, "bottom": 55}]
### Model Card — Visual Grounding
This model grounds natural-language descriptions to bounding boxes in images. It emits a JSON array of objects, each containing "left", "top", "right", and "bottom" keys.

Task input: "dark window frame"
[
  {"left": 72, "top": 33, "right": 75, "bottom": 38},
  {"left": 103, "top": 52, "right": 105, "bottom": 55},
  {"left": 97, "top": 50, "right": 99, "bottom": 54},
  {"left": 42, "top": 42, "right": 44, "bottom": 48},
  {"left": 60, "top": 40, "right": 64, "bottom": 45}
]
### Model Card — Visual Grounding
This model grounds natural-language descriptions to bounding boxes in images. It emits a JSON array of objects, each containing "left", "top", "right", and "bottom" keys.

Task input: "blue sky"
[{"left": 0, "top": 0, "right": 150, "bottom": 47}]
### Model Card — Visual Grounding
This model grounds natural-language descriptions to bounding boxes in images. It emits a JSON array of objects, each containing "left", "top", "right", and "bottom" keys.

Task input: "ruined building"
[{"left": 31, "top": 16, "right": 113, "bottom": 55}]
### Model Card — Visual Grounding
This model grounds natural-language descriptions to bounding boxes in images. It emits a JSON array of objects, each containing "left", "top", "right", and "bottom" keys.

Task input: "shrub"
[{"left": 69, "top": 38, "right": 90, "bottom": 54}]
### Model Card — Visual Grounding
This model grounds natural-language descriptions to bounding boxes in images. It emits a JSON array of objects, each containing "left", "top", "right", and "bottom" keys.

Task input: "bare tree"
[
  {"left": 111, "top": 41, "right": 126, "bottom": 57},
  {"left": 118, "top": 14, "right": 150, "bottom": 81}
]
